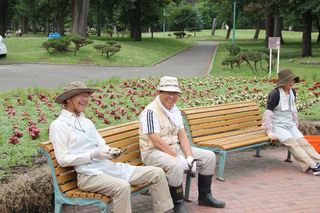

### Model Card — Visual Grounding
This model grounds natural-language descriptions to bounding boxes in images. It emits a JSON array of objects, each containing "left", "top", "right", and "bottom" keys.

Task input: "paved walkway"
[
  {"left": 63, "top": 147, "right": 320, "bottom": 213},
  {"left": 0, "top": 41, "right": 216, "bottom": 91}
]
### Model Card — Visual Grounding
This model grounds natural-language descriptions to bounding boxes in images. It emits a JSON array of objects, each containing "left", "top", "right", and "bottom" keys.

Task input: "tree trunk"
[
  {"left": 56, "top": 12, "right": 65, "bottom": 36},
  {"left": 211, "top": 18, "right": 217, "bottom": 36},
  {"left": 131, "top": 0, "right": 141, "bottom": 41},
  {"left": 253, "top": 20, "right": 260, "bottom": 39},
  {"left": 264, "top": 11, "right": 274, "bottom": 47},
  {"left": 301, "top": 9, "right": 312, "bottom": 57},
  {"left": 71, "top": 0, "right": 90, "bottom": 37},
  {"left": 0, "top": 0, "right": 8, "bottom": 37},
  {"left": 225, "top": 28, "right": 231, "bottom": 39},
  {"left": 273, "top": 16, "right": 285, "bottom": 45},
  {"left": 97, "top": 24, "right": 101, "bottom": 36},
  {"left": 22, "top": 17, "right": 28, "bottom": 34},
  {"left": 151, "top": 26, "right": 154, "bottom": 39},
  {"left": 316, "top": 16, "right": 320, "bottom": 42}
]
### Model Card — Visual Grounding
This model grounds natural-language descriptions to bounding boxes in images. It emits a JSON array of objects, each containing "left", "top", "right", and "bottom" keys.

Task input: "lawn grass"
[
  {"left": 1, "top": 35, "right": 193, "bottom": 66},
  {"left": 210, "top": 29, "right": 320, "bottom": 81}
]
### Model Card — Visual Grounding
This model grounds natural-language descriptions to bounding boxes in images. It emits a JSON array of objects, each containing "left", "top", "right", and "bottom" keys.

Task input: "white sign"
[
  {"left": 268, "top": 37, "right": 281, "bottom": 78},
  {"left": 268, "top": 37, "right": 281, "bottom": 49}
]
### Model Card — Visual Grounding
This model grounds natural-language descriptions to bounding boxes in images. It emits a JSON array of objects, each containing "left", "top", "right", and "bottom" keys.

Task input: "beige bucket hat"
[
  {"left": 157, "top": 76, "right": 181, "bottom": 93},
  {"left": 276, "top": 69, "right": 300, "bottom": 87},
  {"left": 55, "top": 81, "right": 97, "bottom": 104}
]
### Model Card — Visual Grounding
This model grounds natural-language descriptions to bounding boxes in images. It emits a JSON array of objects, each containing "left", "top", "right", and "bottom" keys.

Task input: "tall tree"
[
  {"left": 71, "top": 0, "right": 90, "bottom": 37},
  {"left": 0, "top": 0, "right": 9, "bottom": 37},
  {"left": 301, "top": 9, "right": 312, "bottom": 57}
]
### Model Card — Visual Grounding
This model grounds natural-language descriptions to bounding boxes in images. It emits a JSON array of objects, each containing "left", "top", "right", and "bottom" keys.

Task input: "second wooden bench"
[{"left": 181, "top": 101, "right": 271, "bottom": 181}]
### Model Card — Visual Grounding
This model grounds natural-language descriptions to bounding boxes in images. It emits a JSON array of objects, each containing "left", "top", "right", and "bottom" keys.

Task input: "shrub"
[
  {"left": 224, "top": 44, "right": 241, "bottom": 56},
  {"left": 42, "top": 37, "right": 70, "bottom": 54},
  {"left": 173, "top": 31, "right": 186, "bottom": 39},
  {"left": 93, "top": 40, "right": 121, "bottom": 58},
  {"left": 66, "top": 34, "right": 94, "bottom": 56}
]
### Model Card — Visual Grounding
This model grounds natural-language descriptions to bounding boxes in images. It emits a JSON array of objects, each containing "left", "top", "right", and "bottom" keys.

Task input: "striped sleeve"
[{"left": 141, "top": 109, "right": 160, "bottom": 134}]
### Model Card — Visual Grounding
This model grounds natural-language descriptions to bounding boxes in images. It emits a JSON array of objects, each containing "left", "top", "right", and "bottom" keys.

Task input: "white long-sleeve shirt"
[{"left": 49, "top": 109, "right": 135, "bottom": 180}]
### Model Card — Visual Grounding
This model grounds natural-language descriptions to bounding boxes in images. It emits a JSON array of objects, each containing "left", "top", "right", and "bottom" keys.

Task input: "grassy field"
[{"left": 1, "top": 35, "right": 193, "bottom": 66}]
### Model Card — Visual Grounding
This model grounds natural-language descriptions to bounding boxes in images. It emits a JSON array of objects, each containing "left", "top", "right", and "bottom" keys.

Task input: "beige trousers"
[
  {"left": 283, "top": 138, "right": 320, "bottom": 172},
  {"left": 77, "top": 166, "right": 173, "bottom": 213},
  {"left": 143, "top": 146, "right": 216, "bottom": 187}
]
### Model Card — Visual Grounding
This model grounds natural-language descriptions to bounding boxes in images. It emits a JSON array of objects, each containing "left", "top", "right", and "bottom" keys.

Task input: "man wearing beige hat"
[
  {"left": 139, "top": 76, "right": 225, "bottom": 213},
  {"left": 263, "top": 69, "right": 320, "bottom": 175},
  {"left": 49, "top": 81, "right": 173, "bottom": 213}
]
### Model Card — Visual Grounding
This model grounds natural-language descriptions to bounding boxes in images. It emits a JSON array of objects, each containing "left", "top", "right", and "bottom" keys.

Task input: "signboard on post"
[{"left": 268, "top": 37, "right": 281, "bottom": 78}]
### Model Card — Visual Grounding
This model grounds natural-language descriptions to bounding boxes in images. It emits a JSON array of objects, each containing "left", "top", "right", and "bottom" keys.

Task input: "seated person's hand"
[
  {"left": 91, "top": 150, "right": 112, "bottom": 160},
  {"left": 108, "top": 147, "right": 122, "bottom": 157},
  {"left": 186, "top": 156, "right": 197, "bottom": 176},
  {"left": 177, "top": 155, "right": 189, "bottom": 171},
  {"left": 267, "top": 133, "right": 278, "bottom": 142}
]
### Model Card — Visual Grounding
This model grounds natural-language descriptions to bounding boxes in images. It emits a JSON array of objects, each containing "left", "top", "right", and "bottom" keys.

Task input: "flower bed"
[{"left": 0, "top": 77, "right": 319, "bottom": 181}]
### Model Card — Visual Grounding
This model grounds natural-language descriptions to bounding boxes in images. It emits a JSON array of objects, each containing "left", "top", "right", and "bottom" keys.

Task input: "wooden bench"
[
  {"left": 38, "top": 121, "right": 149, "bottom": 213},
  {"left": 181, "top": 101, "right": 272, "bottom": 181}
]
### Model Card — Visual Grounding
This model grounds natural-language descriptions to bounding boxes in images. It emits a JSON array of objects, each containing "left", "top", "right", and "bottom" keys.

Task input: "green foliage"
[
  {"left": 93, "top": 40, "right": 122, "bottom": 58},
  {"left": 173, "top": 31, "right": 186, "bottom": 39},
  {"left": 224, "top": 44, "right": 241, "bottom": 56},
  {"left": 66, "top": 34, "right": 94, "bottom": 56},
  {"left": 42, "top": 37, "right": 70, "bottom": 54},
  {"left": 167, "top": 3, "right": 203, "bottom": 31}
]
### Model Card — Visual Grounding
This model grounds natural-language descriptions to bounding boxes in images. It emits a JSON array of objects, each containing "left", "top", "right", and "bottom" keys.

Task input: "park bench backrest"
[
  {"left": 182, "top": 101, "right": 268, "bottom": 150},
  {"left": 38, "top": 121, "right": 141, "bottom": 202}
]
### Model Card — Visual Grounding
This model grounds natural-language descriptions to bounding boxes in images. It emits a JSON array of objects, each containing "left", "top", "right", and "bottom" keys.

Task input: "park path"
[
  {"left": 0, "top": 41, "right": 217, "bottom": 91},
  {"left": 63, "top": 147, "right": 320, "bottom": 213}
]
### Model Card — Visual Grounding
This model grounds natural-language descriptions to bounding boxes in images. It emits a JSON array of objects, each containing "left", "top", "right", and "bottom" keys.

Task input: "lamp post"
[{"left": 232, "top": 0, "right": 236, "bottom": 45}]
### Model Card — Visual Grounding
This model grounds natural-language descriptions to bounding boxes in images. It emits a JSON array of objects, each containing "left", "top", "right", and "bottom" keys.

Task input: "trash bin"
[
  {"left": 305, "top": 135, "right": 320, "bottom": 153},
  {"left": 48, "top": 33, "right": 61, "bottom": 39}
]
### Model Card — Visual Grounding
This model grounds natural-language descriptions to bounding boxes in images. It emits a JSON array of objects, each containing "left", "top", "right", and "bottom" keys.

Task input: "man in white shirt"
[
  {"left": 49, "top": 81, "right": 173, "bottom": 213},
  {"left": 139, "top": 76, "right": 225, "bottom": 213}
]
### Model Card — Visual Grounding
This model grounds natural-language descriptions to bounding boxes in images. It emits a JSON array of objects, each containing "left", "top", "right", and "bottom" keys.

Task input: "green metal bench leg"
[
  {"left": 54, "top": 201, "right": 62, "bottom": 213},
  {"left": 285, "top": 150, "right": 292, "bottom": 162},
  {"left": 184, "top": 173, "right": 192, "bottom": 202},
  {"left": 217, "top": 151, "right": 226, "bottom": 181},
  {"left": 253, "top": 145, "right": 262, "bottom": 157},
  {"left": 99, "top": 203, "right": 108, "bottom": 213}
]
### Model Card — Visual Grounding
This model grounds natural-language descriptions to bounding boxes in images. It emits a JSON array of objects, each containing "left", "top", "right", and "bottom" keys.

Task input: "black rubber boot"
[
  {"left": 198, "top": 174, "right": 226, "bottom": 208},
  {"left": 169, "top": 185, "right": 188, "bottom": 213}
]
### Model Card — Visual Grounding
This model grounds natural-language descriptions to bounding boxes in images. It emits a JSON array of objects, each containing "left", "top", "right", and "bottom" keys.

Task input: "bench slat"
[
  {"left": 193, "top": 127, "right": 264, "bottom": 143},
  {"left": 191, "top": 120, "right": 262, "bottom": 137},
  {"left": 221, "top": 136, "right": 269, "bottom": 150},
  {"left": 55, "top": 167, "right": 74, "bottom": 176},
  {"left": 57, "top": 171, "right": 77, "bottom": 184},
  {"left": 199, "top": 132, "right": 268, "bottom": 146},
  {"left": 188, "top": 111, "right": 260, "bottom": 125},
  {"left": 182, "top": 101, "right": 255, "bottom": 114},
  {"left": 108, "top": 136, "right": 139, "bottom": 148},
  {"left": 189, "top": 115, "right": 262, "bottom": 131},
  {"left": 199, "top": 135, "right": 268, "bottom": 150},
  {"left": 185, "top": 105, "right": 259, "bottom": 120},
  {"left": 60, "top": 180, "right": 78, "bottom": 193},
  {"left": 104, "top": 129, "right": 139, "bottom": 143}
]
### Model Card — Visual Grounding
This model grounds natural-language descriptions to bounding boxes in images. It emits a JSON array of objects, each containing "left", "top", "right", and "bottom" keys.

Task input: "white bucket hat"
[
  {"left": 55, "top": 81, "right": 97, "bottom": 104},
  {"left": 157, "top": 76, "right": 181, "bottom": 93}
]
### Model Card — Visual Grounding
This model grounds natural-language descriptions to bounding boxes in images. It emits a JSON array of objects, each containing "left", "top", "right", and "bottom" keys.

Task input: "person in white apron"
[
  {"left": 262, "top": 69, "right": 320, "bottom": 176},
  {"left": 49, "top": 81, "right": 173, "bottom": 213},
  {"left": 139, "top": 76, "right": 225, "bottom": 213}
]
